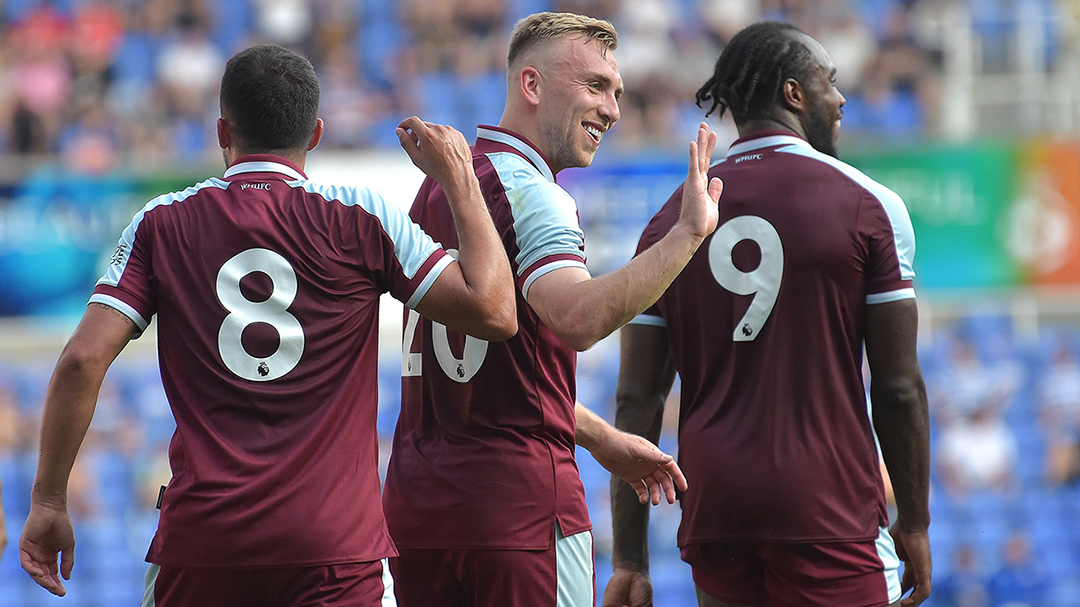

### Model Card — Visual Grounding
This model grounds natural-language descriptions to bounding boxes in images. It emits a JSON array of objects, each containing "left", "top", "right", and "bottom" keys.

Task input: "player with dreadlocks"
[{"left": 605, "top": 20, "right": 932, "bottom": 607}]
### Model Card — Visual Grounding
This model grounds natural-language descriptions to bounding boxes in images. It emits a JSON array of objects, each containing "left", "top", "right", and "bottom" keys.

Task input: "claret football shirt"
[
  {"left": 632, "top": 132, "right": 916, "bottom": 545},
  {"left": 383, "top": 126, "right": 592, "bottom": 550},
  {"left": 92, "top": 155, "right": 450, "bottom": 567}
]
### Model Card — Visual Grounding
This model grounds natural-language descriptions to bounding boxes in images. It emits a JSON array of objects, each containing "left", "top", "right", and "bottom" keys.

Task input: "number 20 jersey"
[
  {"left": 633, "top": 132, "right": 917, "bottom": 544},
  {"left": 91, "top": 155, "right": 451, "bottom": 568},
  {"left": 383, "top": 126, "right": 592, "bottom": 551}
]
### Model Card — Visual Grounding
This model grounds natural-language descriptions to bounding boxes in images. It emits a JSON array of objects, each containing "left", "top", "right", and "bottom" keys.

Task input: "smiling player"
[{"left": 383, "top": 11, "right": 723, "bottom": 607}]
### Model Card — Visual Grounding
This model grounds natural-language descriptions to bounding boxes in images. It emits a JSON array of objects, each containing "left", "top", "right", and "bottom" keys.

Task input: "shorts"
[
  {"left": 143, "top": 559, "right": 396, "bottom": 607},
  {"left": 389, "top": 523, "right": 594, "bottom": 607},
  {"left": 681, "top": 527, "right": 902, "bottom": 607}
]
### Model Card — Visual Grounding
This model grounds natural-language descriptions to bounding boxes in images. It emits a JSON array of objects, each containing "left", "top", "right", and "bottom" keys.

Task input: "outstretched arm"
[
  {"left": 396, "top": 116, "right": 517, "bottom": 342},
  {"left": 526, "top": 123, "right": 722, "bottom": 351},
  {"left": 603, "top": 323, "right": 678, "bottom": 607},
  {"left": 20, "top": 303, "right": 135, "bottom": 596},
  {"left": 866, "top": 299, "right": 931, "bottom": 607},
  {"left": 575, "top": 400, "right": 684, "bottom": 507}
]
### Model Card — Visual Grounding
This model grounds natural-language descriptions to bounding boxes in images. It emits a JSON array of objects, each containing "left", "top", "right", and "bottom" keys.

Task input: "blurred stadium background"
[{"left": 2, "top": 0, "right": 1080, "bottom": 605}]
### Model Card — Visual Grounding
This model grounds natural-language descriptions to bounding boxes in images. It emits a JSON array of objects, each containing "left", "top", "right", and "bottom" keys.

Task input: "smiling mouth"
[{"left": 585, "top": 124, "right": 603, "bottom": 145}]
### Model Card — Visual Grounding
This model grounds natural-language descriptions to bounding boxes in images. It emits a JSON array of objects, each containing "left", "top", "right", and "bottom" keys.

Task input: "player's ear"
[
  {"left": 781, "top": 78, "right": 805, "bottom": 113},
  {"left": 307, "top": 118, "right": 324, "bottom": 151},
  {"left": 217, "top": 117, "right": 232, "bottom": 150},
  {"left": 519, "top": 67, "right": 541, "bottom": 107}
]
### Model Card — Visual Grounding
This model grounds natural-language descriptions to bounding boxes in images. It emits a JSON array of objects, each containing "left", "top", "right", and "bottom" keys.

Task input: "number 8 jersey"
[
  {"left": 632, "top": 132, "right": 916, "bottom": 544},
  {"left": 91, "top": 155, "right": 452, "bottom": 569}
]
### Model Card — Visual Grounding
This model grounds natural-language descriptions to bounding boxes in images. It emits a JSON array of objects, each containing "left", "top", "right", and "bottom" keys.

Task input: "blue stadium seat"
[
  {"left": 508, "top": 0, "right": 554, "bottom": 22},
  {"left": 358, "top": 19, "right": 406, "bottom": 90}
]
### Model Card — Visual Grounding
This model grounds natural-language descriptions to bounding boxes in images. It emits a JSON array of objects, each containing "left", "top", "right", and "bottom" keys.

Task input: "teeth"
[{"left": 586, "top": 126, "right": 602, "bottom": 141}]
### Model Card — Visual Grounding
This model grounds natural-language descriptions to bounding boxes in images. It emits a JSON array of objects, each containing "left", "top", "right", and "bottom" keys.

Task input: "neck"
[
  {"left": 498, "top": 105, "right": 559, "bottom": 172},
  {"left": 737, "top": 114, "right": 805, "bottom": 140},
  {"left": 225, "top": 148, "right": 307, "bottom": 171}
]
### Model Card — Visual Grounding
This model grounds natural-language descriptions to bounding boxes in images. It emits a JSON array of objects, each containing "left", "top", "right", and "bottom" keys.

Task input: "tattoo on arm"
[{"left": 89, "top": 303, "right": 136, "bottom": 328}]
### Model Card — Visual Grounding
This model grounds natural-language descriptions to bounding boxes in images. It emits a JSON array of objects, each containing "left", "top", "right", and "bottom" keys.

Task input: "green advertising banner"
[{"left": 847, "top": 142, "right": 1024, "bottom": 291}]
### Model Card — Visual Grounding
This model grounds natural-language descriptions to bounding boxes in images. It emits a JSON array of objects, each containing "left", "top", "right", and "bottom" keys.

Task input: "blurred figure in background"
[
  {"left": 934, "top": 544, "right": 991, "bottom": 607},
  {"left": 936, "top": 397, "right": 1019, "bottom": 497},
  {"left": 987, "top": 530, "right": 1048, "bottom": 607},
  {"left": 1037, "top": 336, "right": 1080, "bottom": 486}
]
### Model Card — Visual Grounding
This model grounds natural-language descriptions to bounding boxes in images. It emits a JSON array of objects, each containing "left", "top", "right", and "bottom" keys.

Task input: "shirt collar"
[
  {"left": 726, "top": 130, "right": 812, "bottom": 157},
  {"left": 475, "top": 125, "right": 556, "bottom": 183},
  {"left": 224, "top": 154, "right": 307, "bottom": 180}
]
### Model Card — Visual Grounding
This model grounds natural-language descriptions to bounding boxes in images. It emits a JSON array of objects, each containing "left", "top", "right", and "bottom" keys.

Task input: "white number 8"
[
  {"left": 217, "top": 248, "right": 305, "bottom": 381},
  {"left": 708, "top": 216, "right": 784, "bottom": 342}
]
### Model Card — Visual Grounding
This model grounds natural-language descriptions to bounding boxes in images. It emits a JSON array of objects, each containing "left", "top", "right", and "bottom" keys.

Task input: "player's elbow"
[
  {"left": 54, "top": 342, "right": 109, "bottom": 387},
  {"left": 870, "top": 374, "right": 928, "bottom": 416},
  {"left": 472, "top": 306, "right": 518, "bottom": 342},
  {"left": 556, "top": 326, "right": 602, "bottom": 352}
]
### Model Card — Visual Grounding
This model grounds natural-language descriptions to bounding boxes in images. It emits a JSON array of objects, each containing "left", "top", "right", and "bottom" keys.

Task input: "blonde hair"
[{"left": 506, "top": 12, "right": 618, "bottom": 70}]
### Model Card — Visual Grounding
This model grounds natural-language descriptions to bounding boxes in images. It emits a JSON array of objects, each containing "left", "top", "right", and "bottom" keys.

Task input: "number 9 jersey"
[
  {"left": 90, "top": 155, "right": 452, "bottom": 569},
  {"left": 631, "top": 132, "right": 916, "bottom": 545}
]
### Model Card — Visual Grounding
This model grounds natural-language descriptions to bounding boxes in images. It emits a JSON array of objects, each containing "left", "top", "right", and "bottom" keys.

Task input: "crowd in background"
[
  {"left": 2, "top": 0, "right": 1080, "bottom": 606},
  {"left": 3, "top": 318, "right": 1080, "bottom": 605},
  {"left": 0, "top": 0, "right": 953, "bottom": 171}
]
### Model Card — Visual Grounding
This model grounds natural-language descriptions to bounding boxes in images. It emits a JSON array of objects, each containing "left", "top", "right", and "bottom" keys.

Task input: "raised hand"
[
  {"left": 396, "top": 116, "right": 475, "bottom": 190},
  {"left": 677, "top": 122, "right": 723, "bottom": 243}
]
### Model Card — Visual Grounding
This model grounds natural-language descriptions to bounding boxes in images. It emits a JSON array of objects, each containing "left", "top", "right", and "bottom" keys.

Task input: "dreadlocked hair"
[{"left": 695, "top": 21, "right": 814, "bottom": 122}]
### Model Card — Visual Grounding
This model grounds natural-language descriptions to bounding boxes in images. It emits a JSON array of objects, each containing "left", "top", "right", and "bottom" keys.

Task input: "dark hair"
[
  {"left": 219, "top": 45, "right": 320, "bottom": 153},
  {"left": 695, "top": 21, "right": 814, "bottom": 123}
]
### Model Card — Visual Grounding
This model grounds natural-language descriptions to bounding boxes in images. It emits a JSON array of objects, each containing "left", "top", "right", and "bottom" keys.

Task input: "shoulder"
[
  {"left": 778, "top": 144, "right": 906, "bottom": 211},
  {"left": 294, "top": 179, "right": 408, "bottom": 222}
]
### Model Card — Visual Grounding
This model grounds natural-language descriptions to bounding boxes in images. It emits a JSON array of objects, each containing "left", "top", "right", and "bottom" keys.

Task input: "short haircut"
[
  {"left": 695, "top": 21, "right": 814, "bottom": 123},
  {"left": 506, "top": 12, "right": 618, "bottom": 71},
  {"left": 219, "top": 45, "right": 320, "bottom": 153}
]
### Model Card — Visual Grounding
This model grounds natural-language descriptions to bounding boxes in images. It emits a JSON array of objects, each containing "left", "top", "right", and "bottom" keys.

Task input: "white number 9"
[{"left": 708, "top": 216, "right": 784, "bottom": 342}]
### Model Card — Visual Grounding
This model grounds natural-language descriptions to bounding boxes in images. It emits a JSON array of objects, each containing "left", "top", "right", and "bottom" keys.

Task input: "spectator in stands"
[
  {"left": 936, "top": 398, "right": 1019, "bottom": 497},
  {"left": 987, "top": 530, "right": 1048, "bottom": 607},
  {"left": 0, "top": 479, "right": 5, "bottom": 556},
  {"left": 0, "top": 384, "right": 25, "bottom": 453},
  {"left": 154, "top": 6, "right": 224, "bottom": 161},
  {"left": 3, "top": 4, "right": 72, "bottom": 155},
  {"left": 934, "top": 543, "right": 991, "bottom": 607},
  {"left": 1037, "top": 336, "right": 1080, "bottom": 485},
  {"left": 928, "top": 329, "right": 1022, "bottom": 426}
]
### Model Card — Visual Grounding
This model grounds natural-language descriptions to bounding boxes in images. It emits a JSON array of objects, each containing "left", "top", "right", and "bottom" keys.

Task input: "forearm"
[
  {"left": 872, "top": 380, "right": 931, "bottom": 530},
  {"left": 541, "top": 225, "right": 702, "bottom": 351},
  {"left": 611, "top": 475, "right": 651, "bottom": 569},
  {"left": 574, "top": 402, "right": 614, "bottom": 452},
  {"left": 443, "top": 175, "right": 516, "bottom": 335},
  {"left": 33, "top": 354, "right": 108, "bottom": 502},
  {"left": 33, "top": 304, "right": 133, "bottom": 503},
  {"left": 609, "top": 392, "right": 666, "bottom": 568}
]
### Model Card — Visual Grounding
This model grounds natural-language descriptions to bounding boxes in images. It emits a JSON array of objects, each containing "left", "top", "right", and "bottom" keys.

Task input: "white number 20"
[
  {"left": 401, "top": 309, "right": 488, "bottom": 382},
  {"left": 400, "top": 249, "right": 488, "bottom": 382},
  {"left": 708, "top": 216, "right": 784, "bottom": 342}
]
